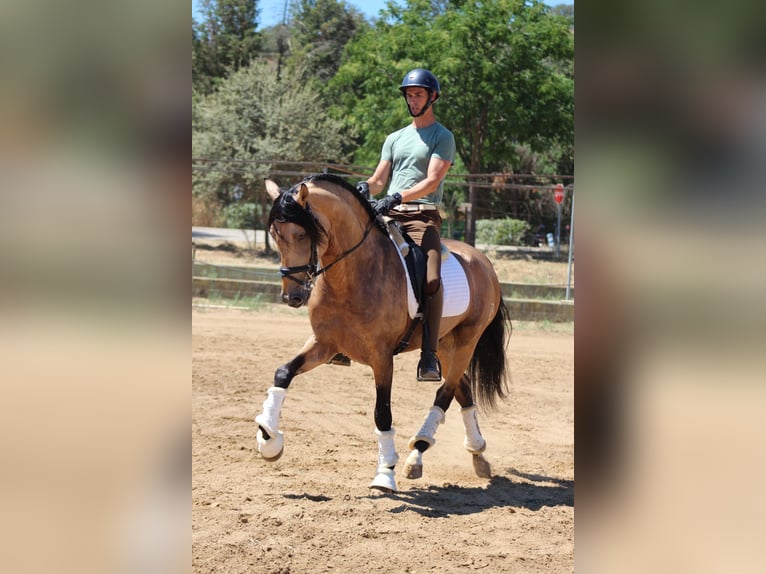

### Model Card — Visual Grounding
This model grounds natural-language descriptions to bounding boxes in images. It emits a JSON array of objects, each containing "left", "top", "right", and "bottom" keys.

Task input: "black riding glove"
[
  {"left": 356, "top": 181, "right": 370, "bottom": 199},
  {"left": 374, "top": 192, "right": 402, "bottom": 215}
]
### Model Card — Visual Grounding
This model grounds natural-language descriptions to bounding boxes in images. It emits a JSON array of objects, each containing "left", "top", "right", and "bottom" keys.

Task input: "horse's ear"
[
  {"left": 264, "top": 179, "right": 281, "bottom": 201},
  {"left": 296, "top": 183, "right": 309, "bottom": 206}
]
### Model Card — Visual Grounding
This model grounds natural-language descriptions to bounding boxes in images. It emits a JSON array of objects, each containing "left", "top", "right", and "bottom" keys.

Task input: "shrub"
[
  {"left": 223, "top": 202, "right": 257, "bottom": 229},
  {"left": 476, "top": 218, "right": 531, "bottom": 246}
]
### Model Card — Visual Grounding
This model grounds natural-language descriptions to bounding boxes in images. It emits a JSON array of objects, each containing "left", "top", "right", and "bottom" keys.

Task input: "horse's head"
[{"left": 265, "top": 179, "right": 327, "bottom": 307}]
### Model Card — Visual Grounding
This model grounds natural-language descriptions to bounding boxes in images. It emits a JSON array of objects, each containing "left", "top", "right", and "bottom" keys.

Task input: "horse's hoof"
[
  {"left": 404, "top": 449, "right": 423, "bottom": 479},
  {"left": 257, "top": 429, "right": 284, "bottom": 461},
  {"left": 472, "top": 453, "right": 492, "bottom": 478},
  {"left": 404, "top": 463, "right": 422, "bottom": 480},
  {"left": 369, "top": 469, "right": 397, "bottom": 493}
]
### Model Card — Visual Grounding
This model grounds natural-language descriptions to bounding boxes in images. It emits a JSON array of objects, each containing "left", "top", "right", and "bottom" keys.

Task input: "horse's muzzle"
[{"left": 282, "top": 287, "right": 310, "bottom": 307}]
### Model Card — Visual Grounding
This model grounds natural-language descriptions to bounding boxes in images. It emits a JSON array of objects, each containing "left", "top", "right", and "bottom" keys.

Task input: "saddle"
[
  {"left": 385, "top": 219, "right": 467, "bottom": 319},
  {"left": 401, "top": 230, "right": 428, "bottom": 308}
]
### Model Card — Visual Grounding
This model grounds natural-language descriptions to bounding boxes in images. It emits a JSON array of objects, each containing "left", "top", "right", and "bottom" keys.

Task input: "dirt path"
[{"left": 192, "top": 306, "right": 573, "bottom": 573}]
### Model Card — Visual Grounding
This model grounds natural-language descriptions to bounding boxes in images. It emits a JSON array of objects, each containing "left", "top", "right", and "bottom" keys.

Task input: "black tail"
[{"left": 469, "top": 298, "right": 511, "bottom": 410}]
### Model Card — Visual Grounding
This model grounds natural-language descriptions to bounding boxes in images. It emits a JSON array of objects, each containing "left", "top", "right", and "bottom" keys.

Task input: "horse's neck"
[
  {"left": 313, "top": 188, "right": 371, "bottom": 257},
  {"left": 321, "top": 218, "right": 378, "bottom": 274},
  {"left": 313, "top": 193, "right": 397, "bottom": 297},
  {"left": 319, "top": 232, "right": 397, "bottom": 303}
]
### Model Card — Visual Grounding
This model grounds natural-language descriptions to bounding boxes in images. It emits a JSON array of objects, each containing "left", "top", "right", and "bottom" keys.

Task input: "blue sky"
[{"left": 193, "top": 0, "right": 571, "bottom": 28}]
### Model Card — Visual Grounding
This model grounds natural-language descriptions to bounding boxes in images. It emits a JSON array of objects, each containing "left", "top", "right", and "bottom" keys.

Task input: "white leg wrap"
[
  {"left": 461, "top": 405, "right": 487, "bottom": 453},
  {"left": 255, "top": 386, "right": 286, "bottom": 435},
  {"left": 255, "top": 387, "right": 287, "bottom": 461},
  {"left": 375, "top": 427, "right": 399, "bottom": 469},
  {"left": 370, "top": 428, "right": 398, "bottom": 492},
  {"left": 407, "top": 406, "right": 445, "bottom": 450}
]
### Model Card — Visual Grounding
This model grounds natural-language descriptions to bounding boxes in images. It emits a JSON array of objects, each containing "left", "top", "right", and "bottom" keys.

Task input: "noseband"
[{"left": 279, "top": 238, "right": 319, "bottom": 289}]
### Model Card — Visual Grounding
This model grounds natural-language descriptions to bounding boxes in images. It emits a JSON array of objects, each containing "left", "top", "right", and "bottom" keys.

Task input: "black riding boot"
[{"left": 417, "top": 283, "right": 443, "bottom": 381}]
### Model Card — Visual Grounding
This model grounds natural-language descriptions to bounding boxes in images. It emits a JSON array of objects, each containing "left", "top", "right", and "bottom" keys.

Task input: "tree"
[
  {"left": 326, "top": 30, "right": 409, "bottom": 167},
  {"left": 288, "top": 0, "right": 367, "bottom": 84},
  {"left": 193, "top": 59, "right": 347, "bottom": 246},
  {"left": 330, "top": 0, "right": 573, "bottom": 244},
  {"left": 549, "top": 3, "right": 574, "bottom": 25},
  {"left": 193, "top": 0, "right": 262, "bottom": 94},
  {"left": 438, "top": 1, "right": 573, "bottom": 242},
  {"left": 193, "top": 16, "right": 220, "bottom": 94}
]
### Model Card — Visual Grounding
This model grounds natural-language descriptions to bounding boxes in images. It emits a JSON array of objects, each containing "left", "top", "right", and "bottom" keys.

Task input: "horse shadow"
[{"left": 379, "top": 468, "right": 573, "bottom": 518}]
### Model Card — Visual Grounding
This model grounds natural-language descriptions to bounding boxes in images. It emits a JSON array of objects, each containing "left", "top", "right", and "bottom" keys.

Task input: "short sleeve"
[
  {"left": 381, "top": 133, "right": 396, "bottom": 162},
  {"left": 431, "top": 129, "right": 455, "bottom": 164}
]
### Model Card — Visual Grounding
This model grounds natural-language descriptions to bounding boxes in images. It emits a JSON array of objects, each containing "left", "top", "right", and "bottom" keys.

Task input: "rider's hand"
[
  {"left": 374, "top": 192, "right": 402, "bottom": 215},
  {"left": 356, "top": 181, "right": 370, "bottom": 199}
]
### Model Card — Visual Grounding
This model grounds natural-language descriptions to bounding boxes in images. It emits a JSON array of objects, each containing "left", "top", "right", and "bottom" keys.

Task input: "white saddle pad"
[{"left": 391, "top": 238, "right": 471, "bottom": 319}]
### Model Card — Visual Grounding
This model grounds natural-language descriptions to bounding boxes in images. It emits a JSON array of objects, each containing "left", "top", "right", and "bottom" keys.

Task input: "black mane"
[
  {"left": 268, "top": 174, "right": 388, "bottom": 237},
  {"left": 267, "top": 181, "right": 327, "bottom": 247}
]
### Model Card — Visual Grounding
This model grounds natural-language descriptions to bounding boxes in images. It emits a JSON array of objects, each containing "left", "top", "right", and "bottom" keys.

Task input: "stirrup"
[
  {"left": 417, "top": 352, "right": 442, "bottom": 382},
  {"left": 327, "top": 353, "right": 351, "bottom": 366}
]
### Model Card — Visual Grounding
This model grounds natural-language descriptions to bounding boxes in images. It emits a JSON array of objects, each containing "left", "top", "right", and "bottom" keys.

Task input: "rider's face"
[{"left": 404, "top": 87, "right": 430, "bottom": 115}]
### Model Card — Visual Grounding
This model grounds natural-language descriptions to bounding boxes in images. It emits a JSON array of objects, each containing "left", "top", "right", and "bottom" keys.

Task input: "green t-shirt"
[{"left": 381, "top": 122, "right": 455, "bottom": 204}]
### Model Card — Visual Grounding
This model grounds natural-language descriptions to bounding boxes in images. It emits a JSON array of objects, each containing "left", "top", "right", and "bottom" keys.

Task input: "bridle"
[{"left": 278, "top": 211, "right": 377, "bottom": 292}]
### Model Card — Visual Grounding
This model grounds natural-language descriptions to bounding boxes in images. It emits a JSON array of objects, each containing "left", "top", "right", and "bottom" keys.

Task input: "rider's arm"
[
  {"left": 366, "top": 160, "right": 392, "bottom": 196},
  {"left": 399, "top": 157, "right": 451, "bottom": 203}
]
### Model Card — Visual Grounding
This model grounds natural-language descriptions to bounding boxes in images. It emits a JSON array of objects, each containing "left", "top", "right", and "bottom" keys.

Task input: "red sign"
[{"left": 554, "top": 183, "right": 564, "bottom": 204}]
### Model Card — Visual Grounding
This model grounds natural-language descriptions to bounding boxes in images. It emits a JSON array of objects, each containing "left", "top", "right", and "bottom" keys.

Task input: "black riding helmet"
[{"left": 399, "top": 68, "right": 440, "bottom": 118}]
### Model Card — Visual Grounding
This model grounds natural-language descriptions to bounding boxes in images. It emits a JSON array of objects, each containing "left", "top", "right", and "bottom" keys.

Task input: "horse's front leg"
[
  {"left": 255, "top": 334, "right": 334, "bottom": 461},
  {"left": 369, "top": 358, "right": 399, "bottom": 493}
]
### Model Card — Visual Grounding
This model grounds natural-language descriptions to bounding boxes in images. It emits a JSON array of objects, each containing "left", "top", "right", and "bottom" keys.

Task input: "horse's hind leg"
[
  {"left": 404, "top": 404, "right": 446, "bottom": 479},
  {"left": 454, "top": 376, "right": 491, "bottom": 478},
  {"left": 404, "top": 349, "right": 463, "bottom": 480},
  {"left": 404, "top": 372, "right": 492, "bottom": 479},
  {"left": 460, "top": 404, "right": 491, "bottom": 478}
]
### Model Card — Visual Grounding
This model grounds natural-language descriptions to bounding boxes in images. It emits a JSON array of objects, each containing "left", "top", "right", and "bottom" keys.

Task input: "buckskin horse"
[{"left": 256, "top": 174, "right": 510, "bottom": 492}]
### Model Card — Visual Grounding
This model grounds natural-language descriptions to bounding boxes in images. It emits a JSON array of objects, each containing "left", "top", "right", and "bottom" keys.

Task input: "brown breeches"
[{"left": 390, "top": 210, "right": 442, "bottom": 296}]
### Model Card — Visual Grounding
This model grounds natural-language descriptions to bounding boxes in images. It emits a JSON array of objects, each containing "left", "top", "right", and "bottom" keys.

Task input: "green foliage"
[
  {"left": 330, "top": 0, "right": 574, "bottom": 174},
  {"left": 222, "top": 201, "right": 258, "bottom": 229},
  {"left": 325, "top": 28, "right": 410, "bottom": 165},
  {"left": 476, "top": 218, "right": 531, "bottom": 246},
  {"left": 193, "top": 0, "right": 262, "bottom": 94},
  {"left": 288, "top": 0, "right": 367, "bottom": 84},
  {"left": 191, "top": 0, "right": 575, "bottom": 238},
  {"left": 549, "top": 3, "right": 574, "bottom": 25},
  {"left": 193, "top": 59, "right": 347, "bottom": 222},
  {"left": 438, "top": 0, "right": 573, "bottom": 172}
]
